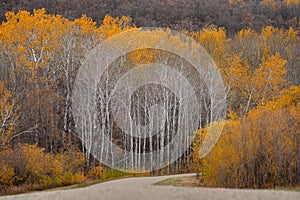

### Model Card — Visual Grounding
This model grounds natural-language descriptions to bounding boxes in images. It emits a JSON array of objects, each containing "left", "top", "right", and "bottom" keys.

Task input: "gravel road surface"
[{"left": 1, "top": 174, "right": 299, "bottom": 200}]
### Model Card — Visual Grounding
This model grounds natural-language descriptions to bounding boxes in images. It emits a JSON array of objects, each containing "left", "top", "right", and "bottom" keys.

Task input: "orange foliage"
[
  {"left": 192, "top": 85, "right": 300, "bottom": 188},
  {"left": 0, "top": 8, "right": 299, "bottom": 192},
  {"left": 98, "top": 15, "right": 133, "bottom": 40},
  {"left": 0, "top": 144, "right": 85, "bottom": 193}
]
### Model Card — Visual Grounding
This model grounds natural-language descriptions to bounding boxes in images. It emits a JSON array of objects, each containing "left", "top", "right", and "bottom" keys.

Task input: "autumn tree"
[
  {"left": 192, "top": 84, "right": 300, "bottom": 188},
  {"left": 0, "top": 6, "right": 299, "bottom": 193},
  {"left": 0, "top": 82, "right": 16, "bottom": 150}
]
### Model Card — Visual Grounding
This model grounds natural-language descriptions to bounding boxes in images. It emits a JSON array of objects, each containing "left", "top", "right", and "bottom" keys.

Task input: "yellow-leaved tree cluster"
[
  {"left": 191, "top": 25, "right": 300, "bottom": 188},
  {"left": 0, "top": 8, "right": 299, "bottom": 193},
  {"left": 0, "top": 9, "right": 133, "bottom": 194}
]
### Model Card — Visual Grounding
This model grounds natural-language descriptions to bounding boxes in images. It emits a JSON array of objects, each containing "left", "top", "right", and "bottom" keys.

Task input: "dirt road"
[{"left": 1, "top": 174, "right": 299, "bottom": 200}]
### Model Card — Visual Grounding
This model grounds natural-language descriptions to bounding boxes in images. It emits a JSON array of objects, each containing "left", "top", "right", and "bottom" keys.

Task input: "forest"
[
  {"left": 0, "top": 0, "right": 299, "bottom": 195},
  {"left": 1, "top": 0, "right": 300, "bottom": 34}
]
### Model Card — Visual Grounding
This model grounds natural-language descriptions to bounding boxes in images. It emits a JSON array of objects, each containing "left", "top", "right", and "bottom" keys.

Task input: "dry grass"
[
  {"left": 155, "top": 176, "right": 200, "bottom": 187},
  {"left": 156, "top": 176, "right": 300, "bottom": 192}
]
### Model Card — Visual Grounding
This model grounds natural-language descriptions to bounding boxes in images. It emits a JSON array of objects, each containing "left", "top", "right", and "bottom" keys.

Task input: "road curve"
[{"left": 1, "top": 174, "right": 299, "bottom": 200}]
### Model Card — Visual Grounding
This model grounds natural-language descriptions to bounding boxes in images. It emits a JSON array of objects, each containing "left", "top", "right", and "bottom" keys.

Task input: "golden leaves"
[
  {"left": 0, "top": 144, "right": 86, "bottom": 188},
  {"left": 191, "top": 26, "right": 298, "bottom": 186},
  {"left": 0, "top": 82, "right": 15, "bottom": 151},
  {"left": 286, "top": 0, "right": 300, "bottom": 5},
  {"left": 252, "top": 53, "right": 288, "bottom": 105},
  {"left": 0, "top": 164, "right": 14, "bottom": 191},
  {"left": 74, "top": 15, "right": 97, "bottom": 35},
  {"left": 99, "top": 15, "right": 133, "bottom": 40},
  {"left": 192, "top": 84, "right": 299, "bottom": 188},
  {"left": 191, "top": 27, "right": 228, "bottom": 66},
  {"left": 237, "top": 28, "right": 258, "bottom": 41}
]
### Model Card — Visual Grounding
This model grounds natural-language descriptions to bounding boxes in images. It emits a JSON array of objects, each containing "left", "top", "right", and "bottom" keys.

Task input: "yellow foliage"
[
  {"left": 190, "top": 27, "right": 228, "bottom": 66},
  {"left": 272, "top": 84, "right": 300, "bottom": 107},
  {"left": 285, "top": 0, "right": 300, "bottom": 4},
  {"left": 225, "top": 55, "right": 251, "bottom": 91},
  {"left": 0, "top": 165, "right": 14, "bottom": 191},
  {"left": 21, "top": 144, "right": 51, "bottom": 184},
  {"left": 0, "top": 82, "right": 15, "bottom": 150},
  {"left": 0, "top": 143, "right": 86, "bottom": 192},
  {"left": 59, "top": 171, "right": 85, "bottom": 186},
  {"left": 0, "top": 7, "right": 298, "bottom": 191},
  {"left": 87, "top": 166, "right": 104, "bottom": 180},
  {"left": 227, "top": 26, "right": 299, "bottom": 116},
  {"left": 252, "top": 53, "right": 287, "bottom": 105},
  {"left": 98, "top": 15, "right": 133, "bottom": 40},
  {"left": 192, "top": 85, "right": 299, "bottom": 188},
  {"left": 237, "top": 28, "right": 258, "bottom": 41},
  {"left": 128, "top": 49, "right": 156, "bottom": 65},
  {"left": 73, "top": 15, "right": 97, "bottom": 34},
  {"left": 261, "top": 26, "right": 299, "bottom": 60},
  {"left": 228, "top": 108, "right": 239, "bottom": 120}
]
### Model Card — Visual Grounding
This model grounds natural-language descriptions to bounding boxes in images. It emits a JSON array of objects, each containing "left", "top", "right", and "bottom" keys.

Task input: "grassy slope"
[{"left": 155, "top": 176, "right": 300, "bottom": 192}]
